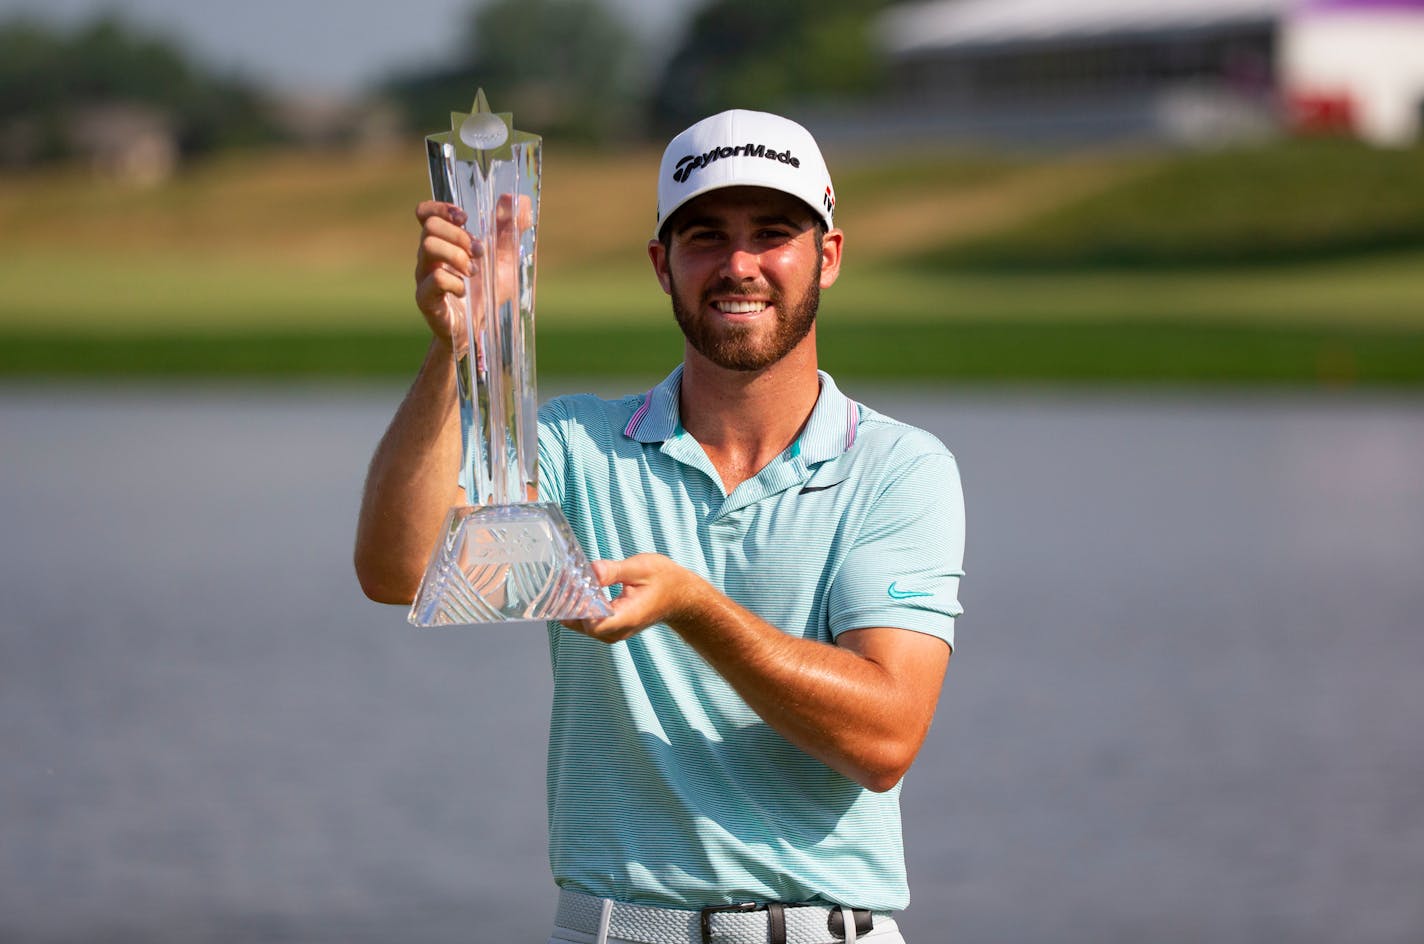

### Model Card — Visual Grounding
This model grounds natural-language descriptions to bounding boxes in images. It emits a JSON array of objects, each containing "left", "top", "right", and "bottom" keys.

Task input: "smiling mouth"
[{"left": 713, "top": 300, "right": 769, "bottom": 314}]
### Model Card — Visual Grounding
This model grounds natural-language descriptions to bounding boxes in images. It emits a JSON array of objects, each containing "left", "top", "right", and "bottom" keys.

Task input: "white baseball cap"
[{"left": 654, "top": 109, "right": 836, "bottom": 240}]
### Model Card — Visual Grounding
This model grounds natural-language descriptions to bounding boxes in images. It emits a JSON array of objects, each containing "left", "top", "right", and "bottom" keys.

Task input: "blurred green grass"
[
  {"left": 915, "top": 138, "right": 1424, "bottom": 271},
  {"left": 3, "top": 321, "right": 1416, "bottom": 387},
  {"left": 3, "top": 138, "right": 1423, "bottom": 384}
]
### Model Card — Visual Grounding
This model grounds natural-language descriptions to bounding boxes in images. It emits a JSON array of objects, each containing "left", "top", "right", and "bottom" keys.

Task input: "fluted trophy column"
[{"left": 409, "top": 90, "right": 611, "bottom": 627}]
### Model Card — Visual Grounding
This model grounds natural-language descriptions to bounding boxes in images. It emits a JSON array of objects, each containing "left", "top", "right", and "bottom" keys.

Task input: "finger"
[
  {"left": 416, "top": 206, "right": 474, "bottom": 280},
  {"left": 417, "top": 233, "right": 473, "bottom": 280},
  {"left": 416, "top": 267, "right": 467, "bottom": 308},
  {"left": 589, "top": 559, "right": 625, "bottom": 589},
  {"left": 419, "top": 213, "right": 472, "bottom": 265},
  {"left": 416, "top": 200, "right": 467, "bottom": 228},
  {"left": 424, "top": 214, "right": 474, "bottom": 251},
  {"left": 562, "top": 584, "right": 637, "bottom": 630},
  {"left": 415, "top": 269, "right": 467, "bottom": 317},
  {"left": 494, "top": 194, "right": 535, "bottom": 234},
  {"left": 559, "top": 614, "right": 638, "bottom": 645}
]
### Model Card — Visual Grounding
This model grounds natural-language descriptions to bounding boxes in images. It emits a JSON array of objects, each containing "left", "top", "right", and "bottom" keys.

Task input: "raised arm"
[{"left": 353, "top": 201, "right": 471, "bottom": 603}]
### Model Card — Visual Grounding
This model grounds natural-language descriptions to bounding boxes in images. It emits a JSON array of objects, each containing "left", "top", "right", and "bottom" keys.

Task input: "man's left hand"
[
  {"left": 561, "top": 553, "right": 704, "bottom": 644},
  {"left": 560, "top": 551, "right": 949, "bottom": 790}
]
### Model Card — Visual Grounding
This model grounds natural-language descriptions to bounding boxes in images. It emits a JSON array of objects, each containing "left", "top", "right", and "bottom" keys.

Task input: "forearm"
[
  {"left": 354, "top": 338, "right": 464, "bottom": 603},
  {"left": 668, "top": 578, "right": 946, "bottom": 792}
]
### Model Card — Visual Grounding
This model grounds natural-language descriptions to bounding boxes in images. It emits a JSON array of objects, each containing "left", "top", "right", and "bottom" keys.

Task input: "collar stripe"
[{"left": 623, "top": 389, "right": 655, "bottom": 439}]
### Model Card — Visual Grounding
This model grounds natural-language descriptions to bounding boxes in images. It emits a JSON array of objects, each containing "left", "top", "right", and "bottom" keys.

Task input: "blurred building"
[
  {"left": 267, "top": 93, "right": 404, "bottom": 151},
  {"left": 1281, "top": 0, "right": 1424, "bottom": 146},
  {"left": 876, "top": 0, "right": 1424, "bottom": 147},
  {"left": 0, "top": 102, "right": 178, "bottom": 183},
  {"left": 68, "top": 103, "right": 178, "bottom": 186}
]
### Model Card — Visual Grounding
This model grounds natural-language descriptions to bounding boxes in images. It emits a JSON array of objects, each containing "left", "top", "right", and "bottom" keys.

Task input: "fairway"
[{"left": 3, "top": 140, "right": 1423, "bottom": 383}]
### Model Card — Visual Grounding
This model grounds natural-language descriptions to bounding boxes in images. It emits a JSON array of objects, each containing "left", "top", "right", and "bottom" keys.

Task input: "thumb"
[{"left": 590, "top": 559, "right": 624, "bottom": 589}]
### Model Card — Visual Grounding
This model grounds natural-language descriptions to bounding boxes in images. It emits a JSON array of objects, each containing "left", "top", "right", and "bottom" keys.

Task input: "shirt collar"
[
  {"left": 622, "top": 365, "right": 685, "bottom": 443},
  {"left": 623, "top": 364, "right": 858, "bottom": 463},
  {"left": 798, "top": 370, "right": 860, "bottom": 464}
]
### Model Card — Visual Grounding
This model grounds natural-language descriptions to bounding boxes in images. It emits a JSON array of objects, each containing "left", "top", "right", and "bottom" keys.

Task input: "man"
[{"left": 355, "top": 109, "right": 965, "bottom": 944}]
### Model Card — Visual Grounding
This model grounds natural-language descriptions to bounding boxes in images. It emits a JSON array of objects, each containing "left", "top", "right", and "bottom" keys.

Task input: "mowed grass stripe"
[
  {"left": 6, "top": 248, "right": 1424, "bottom": 333},
  {"left": 4, "top": 321, "right": 1422, "bottom": 386}
]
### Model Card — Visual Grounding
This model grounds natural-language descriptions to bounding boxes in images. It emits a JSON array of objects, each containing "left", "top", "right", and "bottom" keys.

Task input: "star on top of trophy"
[{"left": 439, "top": 88, "right": 541, "bottom": 173}]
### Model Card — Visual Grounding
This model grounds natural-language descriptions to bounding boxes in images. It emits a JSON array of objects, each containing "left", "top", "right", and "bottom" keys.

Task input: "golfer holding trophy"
[{"left": 356, "top": 92, "right": 966, "bottom": 943}]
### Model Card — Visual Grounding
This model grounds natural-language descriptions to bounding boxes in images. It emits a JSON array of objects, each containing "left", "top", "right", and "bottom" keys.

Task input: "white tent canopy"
[
  {"left": 881, "top": 0, "right": 1297, "bottom": 55},
  {"left": 1283, "top": 5, "right": 1424, "bottom": 145}
]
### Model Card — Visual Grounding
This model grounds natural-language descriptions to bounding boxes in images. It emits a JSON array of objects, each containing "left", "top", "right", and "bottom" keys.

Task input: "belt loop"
[
  {"left": 839, "top": 906, "right": 857, "bottom": 944},
  {"left": 594, "top": 898, "right": 613, "bottom": 944},
  {"left": 767, "top": 902, "right": 786, "bottom": 944}
]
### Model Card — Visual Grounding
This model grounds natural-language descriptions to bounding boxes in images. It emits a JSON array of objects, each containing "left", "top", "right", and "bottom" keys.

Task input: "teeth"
[{"left": 715, "top": 300, "right": 768, "bottom": 314}]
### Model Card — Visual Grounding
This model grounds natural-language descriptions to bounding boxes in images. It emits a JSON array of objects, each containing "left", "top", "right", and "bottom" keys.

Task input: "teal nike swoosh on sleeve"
[{"left": 887, "top": 581, "right": 934, "bottom": 600}]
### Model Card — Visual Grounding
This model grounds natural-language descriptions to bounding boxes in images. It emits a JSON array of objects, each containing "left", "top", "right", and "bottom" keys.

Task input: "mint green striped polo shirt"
[{"left": 536, "top": 366, "right": 965, "bottom": 911}]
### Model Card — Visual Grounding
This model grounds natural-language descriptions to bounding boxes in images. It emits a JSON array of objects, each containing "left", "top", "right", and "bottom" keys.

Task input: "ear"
[
  {"left": 818, "top": 228, "right": 844, "bottom": 290},
  {"left": 647, "top": 239, "right": 673, "bottom": 295}
]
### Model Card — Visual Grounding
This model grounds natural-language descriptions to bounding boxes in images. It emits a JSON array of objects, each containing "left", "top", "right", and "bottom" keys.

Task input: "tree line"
[
  {"left": 0, "top": 15, "right": 276, "bottom": 165},
  {"left": 1, "top": 0, "right": 901, "bottom": 165},
  {"left": 382, "top": 0, "right": 897, "bottom": 141}
]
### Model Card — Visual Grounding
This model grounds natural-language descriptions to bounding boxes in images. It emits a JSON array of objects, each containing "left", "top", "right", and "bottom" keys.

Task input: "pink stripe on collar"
[{"left": 623, "top": 388, "right": 655, "bottom": 438}]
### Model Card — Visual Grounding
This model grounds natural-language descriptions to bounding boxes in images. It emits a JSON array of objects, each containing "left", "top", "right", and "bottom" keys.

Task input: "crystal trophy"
[{"left": 409, "top": 90, "right": 611, "bottom": 627}]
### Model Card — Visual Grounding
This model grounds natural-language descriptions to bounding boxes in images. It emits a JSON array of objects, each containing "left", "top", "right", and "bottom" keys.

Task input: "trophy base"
[{"left": 408, "top": 503, "right": 612, "bottom": 627}]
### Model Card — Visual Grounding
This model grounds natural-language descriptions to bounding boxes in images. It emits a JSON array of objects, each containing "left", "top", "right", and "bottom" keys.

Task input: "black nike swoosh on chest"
[{"left": 799, "top": 480, "right": 846, "bottom": 494}]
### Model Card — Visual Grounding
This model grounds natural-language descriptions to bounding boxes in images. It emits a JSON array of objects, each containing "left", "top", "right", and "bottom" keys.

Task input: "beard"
[{"left": 669, "top": 268, "right": 820, "bottom": 372}]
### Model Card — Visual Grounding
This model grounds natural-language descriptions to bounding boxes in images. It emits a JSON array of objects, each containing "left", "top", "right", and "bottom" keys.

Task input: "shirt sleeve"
[
  {"left": 536, "top": 397, "right": 569, "bottom": 508},
  {"left": 827, "top": 450, "right": 965, "bottom": 649}
]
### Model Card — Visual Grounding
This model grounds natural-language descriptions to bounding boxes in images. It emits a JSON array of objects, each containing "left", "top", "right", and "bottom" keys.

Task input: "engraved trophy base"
[{"left": 408, "top": 503, "right": 612, "bottom": 626}]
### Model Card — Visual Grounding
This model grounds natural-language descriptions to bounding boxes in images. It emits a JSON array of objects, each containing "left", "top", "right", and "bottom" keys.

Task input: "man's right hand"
[
  {"left": 413, "top": 200, "right": 473, "bottom": 346},
  {"left": 414, "top": 196, "right": 534, "bottom": 351}
]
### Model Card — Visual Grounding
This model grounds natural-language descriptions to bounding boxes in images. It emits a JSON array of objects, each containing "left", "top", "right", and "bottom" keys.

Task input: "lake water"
[{"left": 2, "top": 383, "right": 1422, "bottom": 944}]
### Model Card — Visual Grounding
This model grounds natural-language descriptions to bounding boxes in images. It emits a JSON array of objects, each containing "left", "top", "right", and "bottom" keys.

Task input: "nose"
[{"left": 722, "top": 245, "right": 760, "bottom": 281}]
